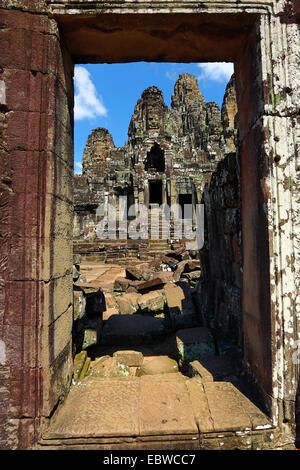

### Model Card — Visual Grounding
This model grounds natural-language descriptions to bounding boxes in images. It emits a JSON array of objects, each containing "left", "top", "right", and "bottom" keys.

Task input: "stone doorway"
[
  {"left": 149, "top": 180, "right": 163, "bottom": 205},
  {"left": 0, "top": 1, "right": 298, "bottom": 450},
  {"left": 178, "top": 194, "right": 193, "bottom": 219},
  {"left": 145, "top": 143, "right": 165, "bottom": 173}
]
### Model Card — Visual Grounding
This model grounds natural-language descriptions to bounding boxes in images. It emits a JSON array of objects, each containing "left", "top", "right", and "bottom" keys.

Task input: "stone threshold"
[{"left": 38, "top": 374, "right": 277, "bottom": 450}]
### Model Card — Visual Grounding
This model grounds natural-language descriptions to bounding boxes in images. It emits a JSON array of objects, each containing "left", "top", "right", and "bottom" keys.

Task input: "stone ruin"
[
  {"left": 0, "top": 0, "right": 299, "bottom": 451},
  {"left": 73, "top": 73, "right": 237, "bottom": 255}
]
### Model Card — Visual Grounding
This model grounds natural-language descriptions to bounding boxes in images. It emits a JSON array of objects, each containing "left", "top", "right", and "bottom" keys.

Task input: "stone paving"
[
  {"left": 65, "top": 260, "right": 279, "bottom": 450},
  {"left": 41, "top": 372, "right": 274, "bottom": 450}
]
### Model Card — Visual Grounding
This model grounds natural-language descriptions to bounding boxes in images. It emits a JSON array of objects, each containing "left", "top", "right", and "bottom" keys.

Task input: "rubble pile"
[{"left": 71, "top": 246, "right": 241, "bottom": 384}]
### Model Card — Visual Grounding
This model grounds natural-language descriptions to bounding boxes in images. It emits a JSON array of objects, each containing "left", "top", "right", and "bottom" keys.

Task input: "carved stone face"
[{"left": 146, "top": 106, "right": 160, "bottom": 129}]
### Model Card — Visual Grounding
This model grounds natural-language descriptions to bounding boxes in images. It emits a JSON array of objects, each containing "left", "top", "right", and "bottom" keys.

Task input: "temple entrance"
[
  {"left": 149, "top": 180, "right": 163, "bottom": 205},
  {"left": 2, "top": 0, "right": 298, "bottom": 451},
  {"left": 144, "top": 143, "right": 165, "bottom": 172},
  {"left": 178, "top": 194, "right": 193, "bottom": 218}
]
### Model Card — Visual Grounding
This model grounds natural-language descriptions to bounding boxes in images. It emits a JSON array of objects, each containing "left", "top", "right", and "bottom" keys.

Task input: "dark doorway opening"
[
  {"left": 178, "top": 194, "right": 192, "bottom": 218},
  {"left": 149, "top": 180, "right": 163, "bottom": 205},
  {"left": 144, "top": 142, "right": 165, "bottom": 172}
]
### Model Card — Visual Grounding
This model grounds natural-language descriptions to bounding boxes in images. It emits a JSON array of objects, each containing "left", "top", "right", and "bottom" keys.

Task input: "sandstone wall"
[
  {"left": 0, "top": 4, "right": 74, "bottom": 449},
  {"left": 199, "top": 152, "right": 242, "bottom": 349}
]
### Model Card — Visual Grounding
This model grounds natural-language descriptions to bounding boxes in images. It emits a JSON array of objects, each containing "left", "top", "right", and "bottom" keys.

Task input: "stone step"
[{"left": 39, "top": 377, "right": 274, "bottom": 450}]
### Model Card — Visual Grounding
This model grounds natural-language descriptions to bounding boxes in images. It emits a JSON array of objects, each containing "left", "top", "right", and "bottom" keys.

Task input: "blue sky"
[{"left": 74, "top": 62, "right": 234, "bottom": 174}]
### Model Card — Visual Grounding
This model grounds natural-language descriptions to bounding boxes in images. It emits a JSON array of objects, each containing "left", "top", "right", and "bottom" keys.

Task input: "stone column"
[
  {"left": 0, "top": 3, "right": 74, "bottom": 449},
  {"left": 236, "top": 5, "right": 300, "bottom": 433}
]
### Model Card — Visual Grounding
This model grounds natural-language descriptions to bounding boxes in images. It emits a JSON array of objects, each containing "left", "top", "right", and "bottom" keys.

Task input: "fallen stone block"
[
  {"left": 125, "top": 266, "right": 143, "bottom": 280},
  {"left": 148, "top": 259, "right": 162, "bottom": 271},
  {"left": 136, "top": 277, "right": 164, "bottom": 292},
  {"left": 162, "top": 255, "right": 178, "bottom": 269},
  {"left": 104, "top": 292, "right": 119, "bottom": 309},
  {"left": 136, "top": 356, "right": 179, "bottom": 376},
  {"left": 173, "top": 260, "right": 189, "bottom": 281},
  {"left": 182, "top": 270, "right": 201, "bottom": 281},
  {"left": 82, "top": 328, "right": 99, "bottom": 350},
  {"left": 138, "top": 263, "right": 153, "bottom": 281},
  {"left": 116, "top": 292, "right": 141, "bottom": 315},
  {"left": 101, "top": 314, "right": 166, "bottom": 346},
  {"left": 126, "top": 286, "right": 138, "bottom": 293},
  {"left": 113, "top": 350, "right": 144, "bottom": 367},
  {"left": 114, "top": 276, "right": 131, "bottom": 292},
  {"left": 81, "top": 314, "right": 103, "bottom": 350},
  {"left": 138, "top": 290, "right": 165, "bottom": 313},
  {"left": 164, "top": 283, "right": 185, "bottom": 313},
  {"left": 164, "top": 247, "right": 186, "bottom": 261},
  {"left": 181, "top": 251, "right": 190, "bottom": 261},
  {"left": 89, "top": 356, "right": 130, "bottom": 378},
  {"left": 176, "top": 327, "right": 216, "bottom": 364},
  {"left": 174, "top": 259, "right": 201, "bottom": 281},
  {"left": 185, "top": 259, "right": 201, "bottom": 272}
]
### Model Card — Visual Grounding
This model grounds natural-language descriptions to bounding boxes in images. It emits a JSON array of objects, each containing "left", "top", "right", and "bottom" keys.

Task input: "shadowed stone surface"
[
  {"left": 101, "top": 314, "right": 166, "bottom": 346},
  {"left": 188, "top": 356, "right": 240, "bottom": 382},
  {"left": 176, "top": 327, "right": 216, "bottom": 363}
]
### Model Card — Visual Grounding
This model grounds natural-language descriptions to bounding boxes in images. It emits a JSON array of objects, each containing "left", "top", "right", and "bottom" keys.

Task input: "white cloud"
[
  {"left": 197, "top": 62, "right": 234, "bottom": 83},
  {"left": 75, "top": 162, "right": 82, "bottom": 174},
  {"left": 166, "top": 69, "right": 180, "bottom": 81},
  {"left": 74, "top": 66, "right": 108, "bottom": 120}
]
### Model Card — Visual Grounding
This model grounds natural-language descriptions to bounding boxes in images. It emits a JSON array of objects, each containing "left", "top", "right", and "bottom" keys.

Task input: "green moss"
[
  {"left": 78, "top": 357, "right": 91, "bottom": 381},
  {"left": 73, "top": 351, "right": 87, "bottom": 380}
]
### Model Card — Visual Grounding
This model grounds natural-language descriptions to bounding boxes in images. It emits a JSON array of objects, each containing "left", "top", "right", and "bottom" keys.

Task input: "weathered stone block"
[
  {"left": 114, "top": 276, "right": 130, "bottom": 292},
  {"left": 125, "top": 266, "right": 143, "bottom": 280},
  {"left": 136, "top": 356, "right": 178, "bottom": 377},
  {"left": 164, "top": 283, "right": 185, "bottom": 312},
  {"left": 113, "top": 350, "right": 144, "bottom": 367},
  {"left": 88, "top": 356, "right": 130, "bottom": 378},
  {"left": 138, "top": 290, "right": 165, "bottom": 313},
  {"left": 136, "top": 277, "right": 164, "bottom": 292},
  {"left": 116, "top": 292, "right": 141, "bottom": 315}
]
